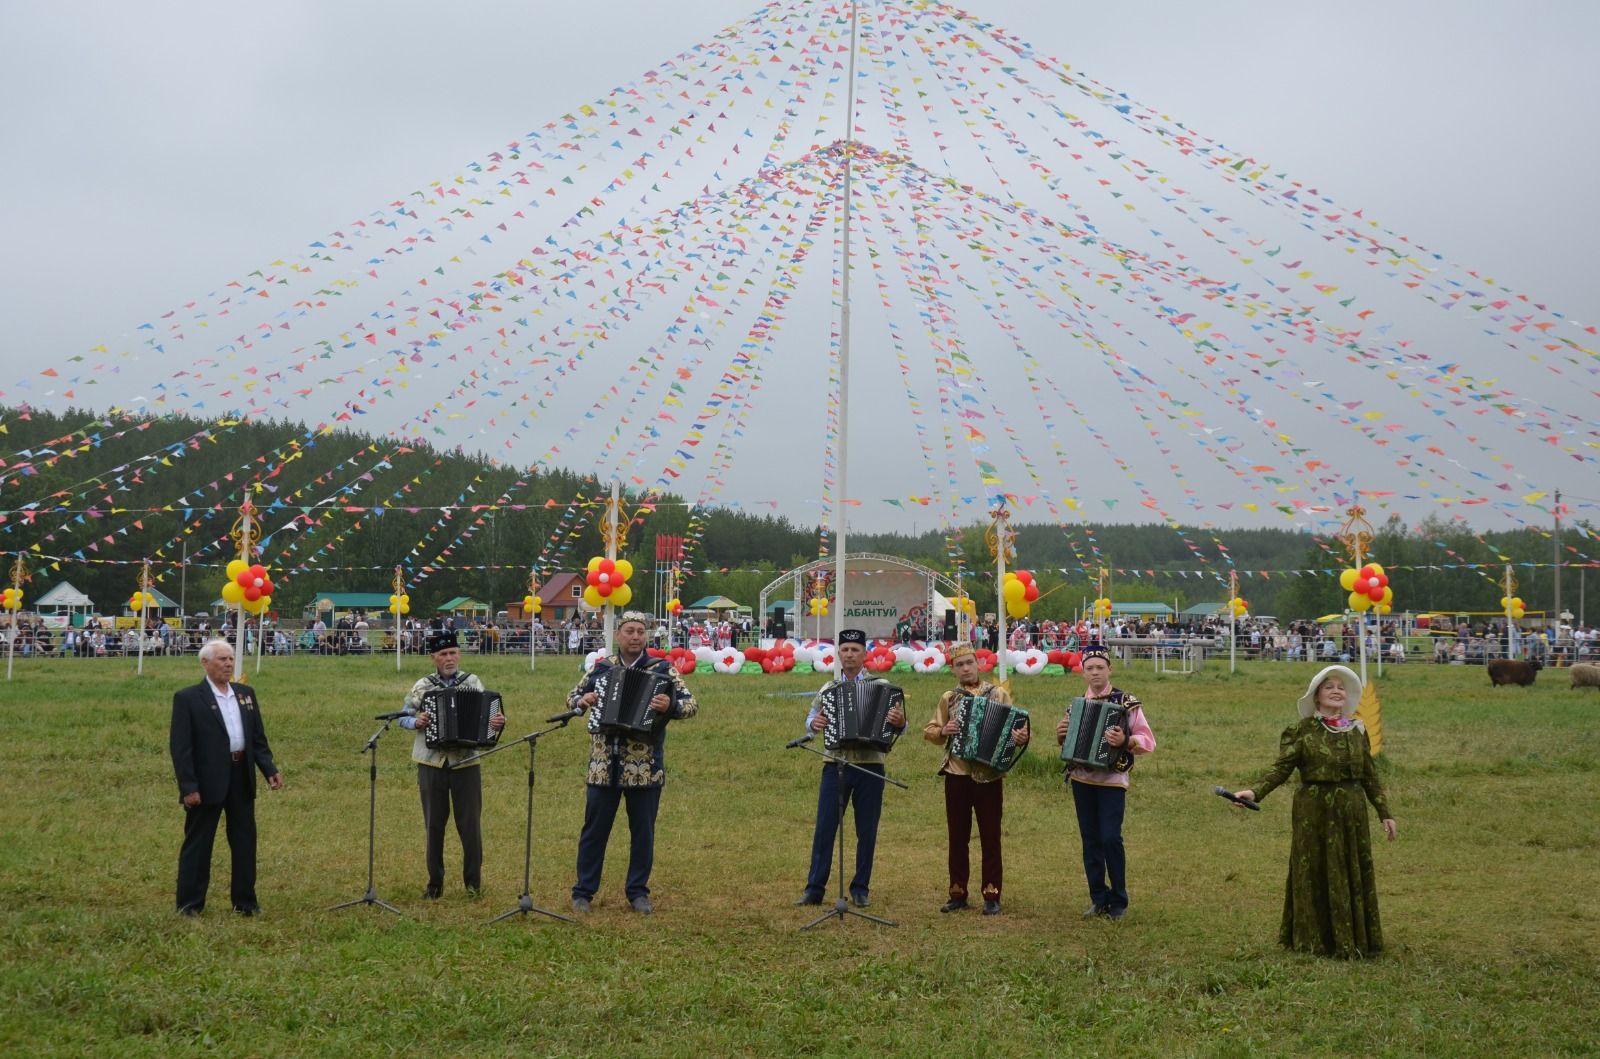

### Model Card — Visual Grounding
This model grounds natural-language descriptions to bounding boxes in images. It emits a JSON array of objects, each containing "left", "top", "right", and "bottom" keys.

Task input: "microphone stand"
[
  {"left": 329, "top": 719, "right": 403, "bottom": 915},
  {"left": 789, "top": 739, "right": 907, "bottom": 930},
  {"left": 454, "top": 716, "right": 577, "bottom": 926}
]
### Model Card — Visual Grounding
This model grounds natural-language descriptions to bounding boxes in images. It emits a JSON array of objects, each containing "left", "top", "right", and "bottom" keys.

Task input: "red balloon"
[
  {"left": 647, "top": 647, "right": 666, "bottom": 658},
  {"left": 250, "top": 564, "right": 267, "bottom": 581},
  {"left": 244, "top": 586, "right": 262, "bottom": 602},
  {"left": 674, "top": 656, "right": 696, "bottom": 675},
  {"left": 1015, "top": 570, "right": 1033, "bottom": 585},
  {"left": 597, "top": 558, "right": 615, "bottom": 576},
  {"left": 1367, "top": 584, "right": 1385, "bottom": 602},
  {"left": 596, "top": 582, "right": 613, "bottom": 597},
  {"left": 1024, "top": 584, "right": 1040, "bottom": 602},
  {"left": 236, "top": 571, "right": 253, "bottom": 588},
  {"left": 744, "top": 647, "right": 766, "bottom": 662},
  {"left": 261, "top": 579, "right": 275, "bottom": 596}
]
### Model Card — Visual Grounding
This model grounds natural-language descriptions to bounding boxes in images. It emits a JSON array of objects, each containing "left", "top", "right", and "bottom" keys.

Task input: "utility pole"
[{"left": 1552, "top": 488, "right": 1562, "bottom": 637}]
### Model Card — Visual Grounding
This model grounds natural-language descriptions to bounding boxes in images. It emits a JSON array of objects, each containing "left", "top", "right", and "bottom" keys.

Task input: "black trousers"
[
  {"left": 176, "top": 759, "right": 257, "bottom": 912},
  {"left": 419, "top": 763, "right": 483, "bottom": 890}
]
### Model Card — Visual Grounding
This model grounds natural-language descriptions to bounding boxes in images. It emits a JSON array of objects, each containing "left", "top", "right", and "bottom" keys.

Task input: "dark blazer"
[{"left": 170, "top": 680, "right": 279, "bottom": 805}]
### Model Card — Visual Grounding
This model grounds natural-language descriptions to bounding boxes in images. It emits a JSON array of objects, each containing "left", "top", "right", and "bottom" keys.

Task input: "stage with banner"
[{"left": 758, "top": 554, "right": 963, "bottom": 642}]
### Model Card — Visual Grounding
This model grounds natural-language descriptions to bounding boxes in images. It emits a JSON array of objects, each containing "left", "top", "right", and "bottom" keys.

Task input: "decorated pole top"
[
  {"left": 985, "top": 502, "right": 1014, "bottom": 561},
  {"left": 1336, "top": 505, "right": 1375, "bottom": 565}
]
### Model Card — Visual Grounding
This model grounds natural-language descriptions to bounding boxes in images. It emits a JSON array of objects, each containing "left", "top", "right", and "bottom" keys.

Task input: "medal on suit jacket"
[{"left": 240, "top": 692, "right": 256, "bottom": 712}]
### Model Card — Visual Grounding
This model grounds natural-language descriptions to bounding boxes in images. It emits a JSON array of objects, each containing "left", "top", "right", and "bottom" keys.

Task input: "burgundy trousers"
[{"left": 944, "top": 772, "right": 1004, "bottom": 900}]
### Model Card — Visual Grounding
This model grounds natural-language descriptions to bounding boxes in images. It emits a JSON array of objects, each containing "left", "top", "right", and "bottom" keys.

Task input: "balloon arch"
[{"left": 757, "top": 553, "right": 964, "bottom": 643}]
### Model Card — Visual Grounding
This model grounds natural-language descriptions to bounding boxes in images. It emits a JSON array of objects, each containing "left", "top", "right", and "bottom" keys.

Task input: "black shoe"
[
  {"left": 571, "top": 896, "right": 591, "bottom": 914},
  {"left": 795, "top": 893, "right": 824, "bottom": 907},
  {"left": 940, "top": 898, "right": 969, "bottom": 913},
  {"left": 232, "top": 904, "right": 261, "bottom": 917},
  {"left": 630, "top": 895, "right": 655, "bottom": 915},
  {"left": 850, "top": 893, "right": 870, "bottom": 909},
  {"left": 1082, "top": 904, "right": 1107, "bottom": 919},
  {"left": 1106, "top": 907, "right": 1127, "bottom": 921},
  {"left": 982, "top": 899, "right": 1001, "bottom": 916},
  {"left": 421, "top": 886, "right": 442, "bottom": 901}
]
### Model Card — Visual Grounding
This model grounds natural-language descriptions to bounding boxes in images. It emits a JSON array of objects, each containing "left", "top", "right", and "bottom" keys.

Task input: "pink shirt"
[{"left": 1067, "top": 690, "right": 1155, "bottom": 789}]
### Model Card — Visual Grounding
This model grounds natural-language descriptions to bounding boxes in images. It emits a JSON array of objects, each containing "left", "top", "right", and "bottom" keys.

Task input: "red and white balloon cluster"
[
  {"left": 1339, "top": 563, "right": 1393, "bottom": 614},
  {"left": 1002, "top": 570, "right": 1040, "bottom": 619},
  {"left": 583, "top": 557, "right": 634, "bottom": 609},
  {"left": 222, "top": 560, "right": 275, "bottom": 616}
]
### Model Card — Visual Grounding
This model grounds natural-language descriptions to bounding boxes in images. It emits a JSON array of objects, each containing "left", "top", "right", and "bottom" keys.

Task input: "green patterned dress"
[{"left": 1251, "top": 717, "right": 1392, "bottom": 958}]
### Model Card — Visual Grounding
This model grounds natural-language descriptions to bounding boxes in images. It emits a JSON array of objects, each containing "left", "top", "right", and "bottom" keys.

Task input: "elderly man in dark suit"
[{"left": 170, "top": 638, "right": 284, "bottom": 915}]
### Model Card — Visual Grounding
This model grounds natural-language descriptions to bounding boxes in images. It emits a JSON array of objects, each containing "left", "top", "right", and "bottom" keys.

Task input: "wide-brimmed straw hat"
[{"left": 1297, "top": 664, "right": 1362, "bottom": 720}]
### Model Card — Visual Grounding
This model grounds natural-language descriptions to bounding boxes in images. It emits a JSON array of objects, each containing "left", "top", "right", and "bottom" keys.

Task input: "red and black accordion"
[
  {"left": 588, "top": 663, "right": 671, "bottom": 744},
  {"left": 822, "top": 679, "right": 904, "bottom": 754},
  {"left": 422, "top": 687, "right": 501, "bottom": 751},
  {"left": 948, "top": 694, "right": 1029, "bottom": 774},
  {"left": 1059, "top": 696, "right": 1134, "bottom": 772}
]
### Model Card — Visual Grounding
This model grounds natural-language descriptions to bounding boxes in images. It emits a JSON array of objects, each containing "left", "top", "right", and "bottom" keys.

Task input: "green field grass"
[{"left": 2, "top": 655, "right": 1597, "bottom": 1057}]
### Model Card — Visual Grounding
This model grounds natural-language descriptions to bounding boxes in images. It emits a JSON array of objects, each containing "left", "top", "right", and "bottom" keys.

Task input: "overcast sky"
[{"left": 3, "top": 0, "right": 1596, "bottom": 534}]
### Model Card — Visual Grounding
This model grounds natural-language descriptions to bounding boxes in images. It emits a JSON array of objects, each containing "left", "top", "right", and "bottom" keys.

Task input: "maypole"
[
  {"left": 5, "top": 553, "right": 25, "bottom": 681},
  {"left": 230, "top": 497, "right": 256, "bottom": 681},
  {"left": 1228, "top": 568, "right": 1238, "bottom": 675},
  {"left": 393, "top": 566, "right": 406, "bottom": 673},
  {"left": 831, "top": 0, "right": 861, "bottom": 677},
  {"left": 136, "top": 559, "right": 153, "bottom": 676},
  {"left": 986, "top": 502, "right": 1013, "bottom": 682},
  {"left": 1336, "top": 506, "right": 1376, "bottom": 686},
  {"left": 526, "top": 567, "right": 541, "bottom": 673}
]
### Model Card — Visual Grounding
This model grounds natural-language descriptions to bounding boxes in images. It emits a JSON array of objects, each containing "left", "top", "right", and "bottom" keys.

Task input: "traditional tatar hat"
[
  {"left": 947, "top": 641, "right": 976, "bottom": 661},
  {"left": 1080, "top": 643, "right": 1110, "bottom": 663},
  {"left": 617, "top": 610, "right": 652, "bottom": 629},
  {"left": 838, "top": 628, "right": 867, "bottom": 645},
  {"left": 1297, "top": 664, "right": 1363, "bottom": 720},
  {"left": 427, "top": 629, "right": 459, "bottom": 653}
]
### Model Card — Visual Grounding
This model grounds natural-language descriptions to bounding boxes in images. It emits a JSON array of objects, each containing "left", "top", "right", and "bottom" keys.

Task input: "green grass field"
[{"left": 2, "top": 654, "right": 1597, "bottom": 1057}]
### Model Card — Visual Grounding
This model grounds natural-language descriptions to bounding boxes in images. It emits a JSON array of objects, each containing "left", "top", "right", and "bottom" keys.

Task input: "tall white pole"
[
  {"left": 233, "top": 499, "right": 252, "bottom": 681},
  {"left": 394, "top": 565, "right": 405, "bottom": 674},
  {"left": 529, "top": 567, "right": 538, "bottom": 673},
  {"left": 831, "top": 0, "right": 860, "bottom": 679},
  {"left": 1354, "top": 540, "right": 1369, "bottom": 686},
  {"left": 605, "top": 481, "right": 619, "bottom": 652},
  {"left": 255, "top": 605, "right": 265, "bottom": 674},
  {"left": 136, "top": 559, "right": 150, "bottom": 676},
  {"left": 1505, "top": 564, "right": 1516, "bottom": 660},
  {"left": 994, "top": 519, "right": 1009, "bottom": 682},
  {"left": 6, "top": 553, "right": 21, "bottom": 681},
  {"left": 1228, "top": 570, "right": 1237, "bottom": 675}
]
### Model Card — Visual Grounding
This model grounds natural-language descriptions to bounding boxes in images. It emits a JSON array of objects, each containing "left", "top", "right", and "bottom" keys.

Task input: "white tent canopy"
[{"left": 35, "top": 581, "right": 96, "bottom": 613}]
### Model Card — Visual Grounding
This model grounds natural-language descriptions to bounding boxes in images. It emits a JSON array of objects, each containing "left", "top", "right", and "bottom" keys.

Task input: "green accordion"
[
  {"left": 1059, "top": 696, "right": 1134, "bottom": 772},
  {"left": 948, "top": 694, "right": 1029, "bottom": 774}
]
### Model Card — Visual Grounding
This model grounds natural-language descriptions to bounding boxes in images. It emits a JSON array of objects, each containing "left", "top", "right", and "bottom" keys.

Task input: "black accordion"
[
  {"left": 422, "top": 687, "right": 501, "bottom": 751},
  {"left": 948, "top": 694, "right": 1029, "bottom": 774},
  {"left": 588, "top": 662, "right": 671, "bottom": 744},
  {"left": 1059, "top": 696, "right": 1135, "bottom": 772},
  {"left": 822, "top": 679, "right": 904, "bottom": 754}
]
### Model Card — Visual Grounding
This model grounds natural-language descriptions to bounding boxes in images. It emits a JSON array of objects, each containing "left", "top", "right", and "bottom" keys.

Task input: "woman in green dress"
[{"left": 1233, "top": 665, "right": 1398, "bottom": 958}]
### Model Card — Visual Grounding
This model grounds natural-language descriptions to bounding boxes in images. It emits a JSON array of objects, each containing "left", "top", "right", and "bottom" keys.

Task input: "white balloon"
[
  {"left": 923, "top": 646, "right": 947, "bottom": 669},
  {"left": 693, "top": 646, "right": 718, "bottom": 665},
  {"left": 812, "top": 652, "right": 837, "bottom": 673},
  {"left": 913, "top": 649, "right": 944, "bottom": 674},
  {"left": 892, "top": 645, "right": 916, "bottom": 664},
  {"left": 1015, "top": 651, "right": 1048, "bottom": 676},
  {"left": 583, "top": 649, "right": 608, "bottom": 670},
  {"left": 714, "top": 650, "right": 744, "bottom": 675}
]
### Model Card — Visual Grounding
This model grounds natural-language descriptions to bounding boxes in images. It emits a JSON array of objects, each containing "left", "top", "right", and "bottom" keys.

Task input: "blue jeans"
[
  {"left": 573, "top": 785, "right": 661, "bottom": 901},
  {"left": 804, "top": 762, "right": 884, "bottom": 900},
  {"left": 1071, "top": 780, "right": 1128, "bottom": 911}
]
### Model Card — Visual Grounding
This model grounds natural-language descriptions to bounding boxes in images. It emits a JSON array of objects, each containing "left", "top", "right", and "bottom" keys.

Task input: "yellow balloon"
[
  {"left": 1003, "top": 580, "right": 1026, "bottom": 602},
  {"left": 614, "top": 559, "right": 634, "bottom": 583},
  {"left": 610, "top": 584, "right": 633, "bottom": 608},
  {"left": 586, "top": 555, "right": 604, "bottom": 575},
  {"left": 1367, "top": 563, "right": 1385, "bottom": 578},
  {"left": 221, "top": 582, "right": 245, "bottom": 604},
  {"left": 226, "top": 559, "right": 248, "bottom": 581},
  {"left": 1339, "top": 568, "right": 1359, "bottom": 591},
  {"left": 1380, "top": 586, "right": 1394, "bottom": 605},
  {"left": 583, "top": 585, "right": 604, "bottom": 607},
  {"left": 1347, "top": 591, "right": 1369, "bottom": 612}
]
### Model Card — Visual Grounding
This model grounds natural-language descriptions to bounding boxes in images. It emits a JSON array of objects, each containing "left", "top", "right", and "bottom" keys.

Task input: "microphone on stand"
[
  {"left": 547, "top": 707, "right": 585, "bottom": 724},
  {"left": 374, "top": 711, "right": 408, "bottom": 721},
  {"left": 786, "top": 733, "right": 815, "bottom": 749}
]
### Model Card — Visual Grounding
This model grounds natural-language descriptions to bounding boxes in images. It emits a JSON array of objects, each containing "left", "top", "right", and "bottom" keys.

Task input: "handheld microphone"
[
  {"left": 1213, "top": 786, "right": 1260, "bottom": 811},
  {"left": 785, "top": 733, "right": 814, "bottom": 749},
  {"left": 374, "top": 711, "right": 408, "bottom": 721},
  {"left": 548, "top": 707, "right": 585, "bottom": 724}
]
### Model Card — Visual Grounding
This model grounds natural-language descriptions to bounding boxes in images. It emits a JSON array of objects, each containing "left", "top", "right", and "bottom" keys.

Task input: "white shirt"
[{"left": 208, "top": 678, "right": 246, "bottom": 753}]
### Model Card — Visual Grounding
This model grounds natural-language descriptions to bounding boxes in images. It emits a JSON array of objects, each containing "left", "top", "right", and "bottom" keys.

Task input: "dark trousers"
[
  {"left": 418, "top": 763, "right": 483, "bottom": 890},
  {"left": 176, "top": 759, "right": 257, "bottom": 912},
  {"left": 573, "top": 784, "right": 661, "bottom": 901},
  {"left": 1071, "top": 780, "right": 1128, "bottom": 911},
  {"left": 944, "top": 772, "right": 1004, "bottom": 900},
  {"left": 804, "top": 762, "right": 885, "bottom": 900}
]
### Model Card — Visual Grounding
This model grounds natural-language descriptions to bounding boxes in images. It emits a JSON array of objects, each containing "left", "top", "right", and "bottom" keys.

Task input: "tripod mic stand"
[
  {"left": 454, "top": 717, "right": 576, "bottom": 926},
  {"left": 789, "top": 738, "right": 908, "bottom": 929},
  {"left": 330, "top": 719, "right": 403, "bottom": 915}
]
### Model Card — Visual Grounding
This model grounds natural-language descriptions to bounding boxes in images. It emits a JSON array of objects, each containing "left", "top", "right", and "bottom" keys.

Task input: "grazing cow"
[
  {"left": 1570, "top": 662, "right": 1600, "bottom": 690},
  {"left": 1486, "top": 658, "right": 1541, "bottom": 687}
]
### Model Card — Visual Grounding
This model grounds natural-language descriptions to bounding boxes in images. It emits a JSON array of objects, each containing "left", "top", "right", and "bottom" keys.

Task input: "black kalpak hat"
[{"left": 839, "top": 628, "right": 867, "bottom": 645}]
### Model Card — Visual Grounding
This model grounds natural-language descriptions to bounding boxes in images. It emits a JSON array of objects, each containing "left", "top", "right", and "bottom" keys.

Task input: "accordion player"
[
  {"left": 422, "top": 687, "right": 503, "bottom": 751},
  {"left": 822, "top": 679, "right": 906, "bottom": 754},
  {"left": 587, "top": 662, "right": 672, "bottom": 744},
  {"left": 1059, "top": 696, "right": 1135, "bottom": 773},
  {"left": 948, "top": 694, "right": 1030, "bottom": 774}
]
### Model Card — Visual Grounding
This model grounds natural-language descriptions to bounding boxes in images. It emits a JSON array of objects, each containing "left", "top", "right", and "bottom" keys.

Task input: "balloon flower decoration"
[
  {"left": 521, "top": 593, "right": 541, "bottom": 617},
  {"left": 1002, "top": 570, "right": 1039, "bottom": 619},
  {"left": 389, "top": 592, "right": 412, "bottom": 616},
  {"left": 222, "top": 560, "right": 275, "bottom": 616},
  {"left": 1227, "top": 597, "right": 1248, "bottom": 618},
  {"left": 1091, "top": 597, "right": 1114, "bottom": 621},
  {"left": 583, "top": 556, "right": 634, "bottom": 609},
  {"left": 808, "top": 596, "right": 829, "bottom": 617},
  {"left": 1500, "top": 594, "right": 1526, "bottom": 619},
  {"left": 1, "top": 587, "right": 22, "bottom": 611},
  {"left": 129, "top": 590, "right": 158, "bottom": 612},
  {"left": 1339, "top": 563, "right": 1393, "bottom": 614}
]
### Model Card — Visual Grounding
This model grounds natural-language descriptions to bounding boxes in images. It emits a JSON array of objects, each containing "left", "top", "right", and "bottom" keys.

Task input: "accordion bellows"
[
  {"left": 1059, "top": 696, "right": 1132, "bottom": 772},
  {"left": 423, "top": 688, "right": 501, "bottom": 751},
  {"left": 948, "top": 694, "right": 1029, "bottom": 774},
  {"left": 822, "top": 680, "right": 904, "bottom": 753}
]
